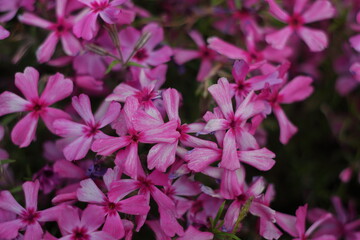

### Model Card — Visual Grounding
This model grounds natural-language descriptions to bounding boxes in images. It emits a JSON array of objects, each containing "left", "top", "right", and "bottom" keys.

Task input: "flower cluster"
[{"left": 0, "top": 0, "right": 359, "bottom": 240}]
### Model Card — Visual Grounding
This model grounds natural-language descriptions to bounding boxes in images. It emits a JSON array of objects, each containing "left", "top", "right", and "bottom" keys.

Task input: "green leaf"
[
  {"left": 215, "top": 232, "right": 242, "bottom": 240},
  {"left": 1, "top": 114, "right": 17, "bottom": 126},
  {"left": 106, "top": 60, "right": 120, "bottom": 74},
  {"left": 126, "top": 61, "right": 147, "bottom": 68},
  {"left": 211, "top": 0, "right": 225, "bottom": 6},
  {"left": 0, "top": 159, "right": 16, "bottom": 165},
  {"left": 10, "top": 185, "right": 22, "bottom": 194},
  {"left": 213, "top": 201, "right": 226, "bottom": 228}
]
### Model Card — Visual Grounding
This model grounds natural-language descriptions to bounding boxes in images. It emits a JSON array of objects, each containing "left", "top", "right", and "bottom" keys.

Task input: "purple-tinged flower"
[
  {"left": 19, "top": 0, "right": 82, "bottom": 63},
  {"left": 53, "top": 94, "right": 120, "bottom": 161},
  {"left": 0, "top": 67, "right": 73, "bottom": 147},
  {"left": 73, "top": 0, "right": 135, "bottom": 40},
  {"left": 0, "top": 25, "right": 9, "bottom": 39},
  {"left": 265, "top": 0, "right": 335, "bottom": 52},
  {"left": 0, "top": 181, "right": 62, "bottom": 240},
  {"left": 173, "top": 30, "right": 218, "bottom": 81}
]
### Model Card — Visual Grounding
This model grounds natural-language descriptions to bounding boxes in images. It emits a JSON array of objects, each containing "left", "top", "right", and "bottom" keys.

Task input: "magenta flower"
[
  {"left": 349, "top": 12, "right": 360, "bottom": 52},
  {"left": 144, "top": 88, "right": 217, "bottom": 172},
  {"left": 186, "top": 145, "right": 275, "bottom": 173},
  {"left": 0, "top": 67, "right": 73, "bottom": 147},
  {"left": 73, "top": 0, "right": 135, "bottom": 40},
  {"left": 265, "top": 0, "right": 335, "bottom": 52},
  {"left": 308, "top": 197, "right": 360, "bottom": 240},
  {"left": 0, "top": 181, "right": 62, "bottom": 240},
  {"left": 178, "top": 226, "right": 214, "bottom": 240},
  {"left": 173, "top": 30, "right": 218, "bottom": 81},
  {"left": 53, "top": 94, "right": 120, "bottom": 161},
  {"left": 261, "top": 75, "right": 314, "bottom": 144},
  {"left": 57, "top": 205, "right": 115, "bottom": 240},
  {"left": 0, "top": 0, "right": 35, "bottom": 22},
  {"left": 222, "top": 177, "right": 278, "bottom": 236},
  {"left": 119, "top": 23, "right": 173, "bottom": 66},
  {"left": 208, "top": 36, "right": 292, "bottom": 69},
  {"left": 77, "top": 168, "right": 150, "bottom": 239},
  {"left": 110, "top": 170, "right": 184, "bottom": 237},
  {"left": 230, "top": 60, "right": 282, "bottom": 103},
  {"left": 92, "top": 96, "right": 180, "bottom": 177},
  {"left": 19, "top": 0, "right": 82, "bottom": 63},
  {"left": 202, "top": 78, "right": 267, "bottom": 169},
  {"left": 106, "top": 65, "right": 168, "bottom": 118},
  {"left": 276, "top": 204, "right": 335, "bottom": 240}
]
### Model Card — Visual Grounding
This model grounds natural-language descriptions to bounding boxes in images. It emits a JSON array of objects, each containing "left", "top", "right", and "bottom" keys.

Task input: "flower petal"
[
  {"left": 11, "top": 113, "right": 38, "bottom": 148},
  {"left": 15, "top": 67, "right": 39, "bottom": 102},
  {"left": 36, "top": 32, "right": 59, "bottom": 63}
]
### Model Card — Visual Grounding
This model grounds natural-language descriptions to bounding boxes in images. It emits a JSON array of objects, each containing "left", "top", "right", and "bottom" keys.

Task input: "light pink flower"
[
  {"left": 19, "top": 0, "right": 81, "bottom": 63},
  {"left": 0, "top": 67, "right": 73, "bottom": 147},
  {"left": 265, "top": 0, "right": 335, "bottom": 52},
  {"left": 57, "top": 205, "right": 115, "bottom": 240},
  {"left": 0, "top": 181, "right": 62, "bottom": 240},
  {"left": 73, "top": 0, "right": 135, "bottom": 40},
  {"left": 53, "top": 94, "right": 120, "bottom": 161}
]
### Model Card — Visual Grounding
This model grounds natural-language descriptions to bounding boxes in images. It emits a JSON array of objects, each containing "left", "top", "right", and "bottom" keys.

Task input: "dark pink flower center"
[
  {"left": 234, "top": 9, "right": 250, "bottom": 20},
  {"left": 138, "top": 177, "right": 153, "bottom": 190},
  {"left": 200, "top": 47, "right": 215, "bottom": 59},
  {"left": 91, "top": 1, "right": 109, "bottom": 12},
  {"left": 85, "top": 123, "right": 100, "bottom": 137},
  {"left": 21, "top": 208, "right": 40, "bottom": 224},
  {"left": 29, "top": 101, "right": 46, "bottom": 113},
  {"left": 72, "top": 227, "right": 90, "bottom": 240},
  {"left": 133, "top": 48, "right": 149, "bottom": 61},
  {"left": 288, "top": 14, "right": 304, "bottom": 29}
]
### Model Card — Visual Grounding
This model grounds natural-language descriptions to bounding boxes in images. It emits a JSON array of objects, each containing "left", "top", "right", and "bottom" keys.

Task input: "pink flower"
[
  {"left": 186, "top": 145, "right": 275, "bottom": 173},
  {"left": 77, "top": 168, "right": 150, "bottom": 239},
  {"left": 0, "top": 25, "right": 9, "bottom": 39},
  {"left": 265, "top": 0, "right": 335, "bottom": 52},
  {"left": 0, "top": 181, "right": 62, "bottom": 240},
  {"left": 73, "top": 0, "right": 135, "bottom": 40},
  {"left": 178, "top": 226, "right": 214, "bottom": 240},
  {"left": 202, "top": 78, "right": 268, "bottom": 169},
  {"left": 119, "top": 23, "right": 173, "bottom": 66},
  {"left": 19, "top": 0, "right": 82, "bottom": 63},
  {"left": 91, "top": 96, "right": 180, "bottom": 177},
  {"left": 308, "top": 197, "right": 360, "bottom": 240},
  {"left": 173, "top": 30, "right": 218, "bottom": 81},
  {"left": 222, "top": 177, "right": 278, "bottom": 236},
  {"left": 0, "top": 0, "right": 35, "bottom": 22},
  {"left": 53, "top": 94, "right": 120, "bottom": 161},
  {"left": 276, "top": 204, "right": 334, "bottom": 240},
  {"left": 0, "top": 67, "right": 73, "bottom": 147},
  {"left": 349, "top": 12, "right": 360, "bottom": 52},
  {"left": 261, "top": 75, "right": 314, "bottom": 144},
  {"left": 110, "top": 170, "right": 184, "bottom": 237},
  {"left": 230, "top": 60, "right": 282, "bottom": 104},
  {"left": 57, "top": 205, "right": 115, "bottom": 240}
]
